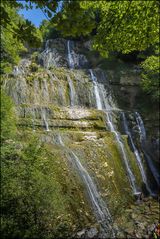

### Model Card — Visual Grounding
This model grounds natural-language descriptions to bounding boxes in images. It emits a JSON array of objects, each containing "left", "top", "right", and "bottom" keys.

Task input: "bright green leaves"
[
  {"left": 0, "top": 1, "right": 43, "bottom": 74},
  {"left": 51, "top": 0, "right": 159, "bottom": 101},
  {"left": 39, "top": 19, "right": 61, "bottom": 40},
  {"left": 25, "top": 0, "right": 59, "bottom": 14},
  {"left": 0, "top": 0, "right": 60, "bottom": 74},
  {"left": 1, "top": 135, "right": 71, "bottom": 239},
  {"left": 53, "top": 1, "right": 96, "bottom": 37},
  {"left": 93, "top": 0, "right": 159, "bottom": 56},
  {"left": 0, "top": 90, "right": 17, "bottom": 143},
  {"left": 1, "top": 3, "right": 27, "bottom": 73},
  {"left": 141, "top": 55, "right": 159, "bottom": 101},
  {"left": 53, "top": 0, "right": 159, "bottom": 57}
]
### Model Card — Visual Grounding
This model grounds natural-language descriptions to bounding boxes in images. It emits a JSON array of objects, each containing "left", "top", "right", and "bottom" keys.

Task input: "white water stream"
[
  {"left": 89, "top": 69, "right": 140, "bottom": 195},
  {"left": 67, "top": 40, "right": 75, "bottom": 69},
  {"left": 89, "top": 69, "right": 103, "bottom": 110},
  {"left": 67, "top": 75, "right": 76, "bottom": 107},
  {"left": 41, "top": 108, "right": 50, "bottom": 131},
  {"left": 56, "top": 134, "right": 115, "bottom": 238},
  {"left": 121, "top": 112, "right": 153, "bottom": 194},
  {"left": 42, "top": 79, "right": 49, "bottom": 102},
  {"left": 135, "top": 112, "right": 160, "bottom": 187}
]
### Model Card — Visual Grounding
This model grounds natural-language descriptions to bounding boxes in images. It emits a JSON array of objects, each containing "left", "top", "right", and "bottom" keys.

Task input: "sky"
[
  {"left": 18, "top": 1, "right": 63, "bottom": 27},
  {"left": 18, "top": 3, "right": 46, "bottom": 27}
]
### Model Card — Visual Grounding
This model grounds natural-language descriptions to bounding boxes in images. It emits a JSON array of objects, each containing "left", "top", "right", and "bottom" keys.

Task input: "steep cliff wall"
[{"left": 2, "top": 38, "right": 159, "bottom": 238}]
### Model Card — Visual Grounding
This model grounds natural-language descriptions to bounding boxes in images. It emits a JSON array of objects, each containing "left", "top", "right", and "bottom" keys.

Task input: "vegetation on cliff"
[
  {"left": 1, "top": 0, "right": 159, "bottom": 101},
  {"left": 1, "top": 91, "right": 95, "bottom": 238},
  {"left": 0, "top": 1, "right": 159, "bottom": 238},
  {"left": 52, "top": 0, "right": 159, "bottom": 101}
]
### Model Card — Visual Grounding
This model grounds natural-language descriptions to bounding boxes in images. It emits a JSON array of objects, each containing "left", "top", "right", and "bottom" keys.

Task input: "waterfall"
[
  {"left": 89, "top": 69, "right": 140, "bottom": 195},
  {"left": 106, "top": 112, "right": 139, "bottom": 195},
  {"left": 89, "top": 69, "right": 103, "bottom": 110},
  {"left": 67, "top": 75, "right": 76, "bottom": 107},
  {"left": 121, "top": 112, "right": 153, "bottom": 194},
  {"left": 34, "top": 79, "right": 40, "bottom": 104},
  {"left": 134, "top": 112, "right": 160, "bottom": 186},
  {"left": 13, "top": 66, "right": 21, "bottom": 76},
  {"left": 45, "top": 39, "right": 50, "bottom": 51},
  {"left": 42, "top": 79, "right": 49, "bottom": 102},
  {"left": 32, "top": 108, "right": 36, "bottom": 132},
  {"left": 67, "top": 40, "right": 75, "bottom": 69},
  {"left": 41, "top": 108, "right": 50, "bottom": 131},
  {"left": 135, "top": 112, "right": 146, "bottom": 142},
  {"left": 100, "top": 71, "right": 116, "bottom": 110},
  {"left": 56, "top": 134, "right": 115, "bottom": 238},
  {"left": 41, "top": 39, "right": 56, "bottom": 69}
]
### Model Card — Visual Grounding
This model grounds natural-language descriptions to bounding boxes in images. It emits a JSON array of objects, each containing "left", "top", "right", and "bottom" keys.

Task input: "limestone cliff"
[{"left": 2, "top": 38, "right": 159, "bottom": 238}]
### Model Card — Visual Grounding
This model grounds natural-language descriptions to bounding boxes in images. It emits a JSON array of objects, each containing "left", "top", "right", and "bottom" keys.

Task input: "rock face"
[
  {"left": 115, "top": 198, "right": 159, "bottom": 238},
  {"left": 2, "top": 38, "right": 159, "bottom": 238},
  {"left": 38, "top": 39, "right": 88, "bottom": 69}
]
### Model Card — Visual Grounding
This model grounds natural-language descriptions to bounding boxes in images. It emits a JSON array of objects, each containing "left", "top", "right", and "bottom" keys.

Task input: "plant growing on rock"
[{"left": 141, "top": 55, "right": 159, "bottom": 101}]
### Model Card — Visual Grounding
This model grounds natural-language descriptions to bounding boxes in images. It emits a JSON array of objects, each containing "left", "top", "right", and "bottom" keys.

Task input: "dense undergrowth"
[{"left": 1, "top": 91, "right": 95, "bottom": 239}]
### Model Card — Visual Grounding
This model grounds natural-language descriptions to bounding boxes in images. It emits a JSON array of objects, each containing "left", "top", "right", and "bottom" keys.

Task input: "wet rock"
[
  {"left": 84, "top": 40, "right": 92, "bottom": 50},
  {"left": 38, "top": 38, "right": 89, "bottom": 69},
  {"left": 116, "top": 231, "right": 126, "bottom": 238},
  {"left": 86, "top": 227, "right": 98, "bottom": 238},
  {"left": 139, "top": 222, "right": 147, "bottom": 231},
  {"left": 77, "top": 229, "right": 86, "bottom": 238}
]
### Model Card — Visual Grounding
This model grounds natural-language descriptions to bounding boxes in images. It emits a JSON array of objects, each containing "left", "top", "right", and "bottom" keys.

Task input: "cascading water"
[
  {"left": 89, "top": 69, "right": 140, "bottom": 195},
  {"left": 67, "top": 40, "right": 75, "bottom": 69},
  {"left": 41, "top": 108, "right": 50, "bottom": 131},
  {"left": 135, "top": 112, "right": 160, "bottom": 186},
  {"left": 56, "top": 134, "right": 115, "bottom": 238},
  {"left": 13, "top": 66, "right": 21, "bottom": 76},
  {"left": 67, "top": 75, "right": 76, "bottom": 107},
  {"left": 89, "top": 69, "right": 103, "bottom": 110},
  {"left": 62, "top": 50, "right": 115, "bottom": 236},
  {"left": 106, "top": 112, "right": 139, "bottom": 194},
  {"left": 100, "top": 71, "right": 116, "bottom": 110},
  {"left": 135, "top": 112, "right": 146, "bottom": 142},
  {"left": 42, "top": 79, "right": 50, "bottom": 102},
  {"left": 121, "top": 112, "right": 153, "bottom": 194},
  {"left": 34, "top": 79, "right": 40, "bottom": 104},
  {"left": 32, "top": 108, "right": 36, "bottom": 132}
]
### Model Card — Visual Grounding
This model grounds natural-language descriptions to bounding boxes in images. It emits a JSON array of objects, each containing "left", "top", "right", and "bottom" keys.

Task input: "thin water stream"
[
  {"left": 56, "top": 134, "right": 115, "bottom": 238},
  {"left": 67, "top": 40, "right": 75, "bottom": 69},
  {"left": 89, "top": 69, "right": 140, "bottom": 195},
  {"left": 41, "top": 108, "right": 50, "bottom": 131},
  {"left": 67, "top": 75, "right": 76, "bottom": 107},
  {"left": 135, "top": 112, "right": 160, "bottom": 186},
  {"left": 89, "top": 69, "right": 103, "bottom": 110},
  {"left": 121, "top": 112, "right": 153, "bottom": 194}
]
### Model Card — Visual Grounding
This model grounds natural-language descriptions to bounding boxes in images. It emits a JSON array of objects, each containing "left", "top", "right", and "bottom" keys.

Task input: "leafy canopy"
[
  {"left": 0, "top": 0, "right": 61, "bottom": 74},
  {"left": 51, "top": 0, "right": 159, "bottom": 101},
  {"left": 53, "top": 0, "right": 159, "bottom": 57},
  {"left": 0, "top": 90, "right": 17, "bottom": 142},
  {"left": 141, "top": 56, "right": 159, "bottom": 101}
]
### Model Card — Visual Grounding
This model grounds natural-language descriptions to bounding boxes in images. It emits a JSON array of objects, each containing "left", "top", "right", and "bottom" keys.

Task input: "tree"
[
  {"left": 0, "top": 90, "right": 17, "bottom": 142},
  {"left": 51, "top": 0, "right": 159, "bottom": 100},
  {"left": 1, "top": 136, "right": 72, "bottom": 239},
  {"left": 52, "top": 1, "right": 159, "bottom": 56},
  {"left": 141, "top": 55, "right": 159, "bottom": 101},
  {"left": 39, "top": 20, "right": 61, "bottom": 41},
  {"left": 0, "top": 0, "right": 61, "bottom": 74},
  {"left": 52, "top": 1, "right": 96, "bottom": 38},
  {"left": 0, "top": 2, "right": 43, "bottom": 74}
]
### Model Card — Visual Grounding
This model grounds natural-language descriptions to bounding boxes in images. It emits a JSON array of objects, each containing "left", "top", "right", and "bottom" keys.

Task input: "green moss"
[
  {"left": 122, "top": 136, "right": 142, "bottom": 187},
  {"left": 31, "top": 51, "right": 39, "bottom": 63},
  {"left": 26, "top": 75, "right": 35, "bottom": 84},
  {"left": 61, "top": 130, "right": 134, "bottom": 216},
  {"left": 29, "top": 62, "right": 39, "bottom": 72}
]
